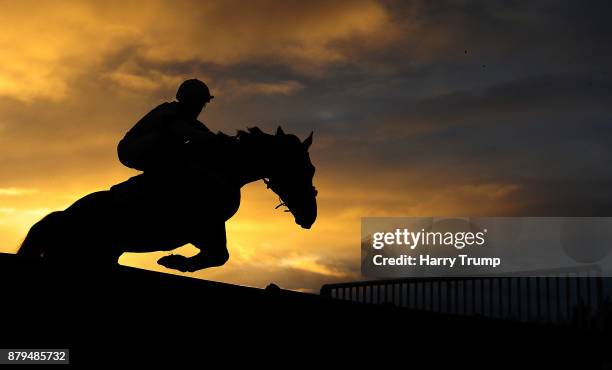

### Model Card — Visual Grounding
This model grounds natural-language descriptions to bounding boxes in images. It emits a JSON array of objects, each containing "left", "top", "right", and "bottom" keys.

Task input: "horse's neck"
[{"left": 233, "top": 135, "right": 275, "bottom": 187}]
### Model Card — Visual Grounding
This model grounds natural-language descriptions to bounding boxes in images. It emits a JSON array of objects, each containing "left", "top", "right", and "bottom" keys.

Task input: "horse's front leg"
[{"left": 157, "top": 222, "right": 229, "bottom": 272}]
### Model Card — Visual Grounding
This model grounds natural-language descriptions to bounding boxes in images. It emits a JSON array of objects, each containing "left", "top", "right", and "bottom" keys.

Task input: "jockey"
[
  {"left": 113, "top": 79, "right": 226, "bottom": 205},
  {"left": 117, "top": 79, "right": 216, "bottom": 174}
]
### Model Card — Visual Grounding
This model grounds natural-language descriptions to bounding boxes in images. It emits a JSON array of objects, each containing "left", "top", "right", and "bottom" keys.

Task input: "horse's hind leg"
[{"left": 17, "top": 211, "right": 66, "bottom": 259}]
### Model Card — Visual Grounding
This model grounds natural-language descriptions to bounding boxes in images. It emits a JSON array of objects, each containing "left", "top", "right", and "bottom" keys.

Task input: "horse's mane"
[
  {"left": 235, "top": 126, "right": 272, "bottom": 141},
  {"left": 215, "top": 126, "right": 302, "bottom": 156},
  {"left": 233, "top": 126, "right": 301, "bottom": 144},
  {"left": 208, "top": 127, "right": 274, "bottom": 160}
]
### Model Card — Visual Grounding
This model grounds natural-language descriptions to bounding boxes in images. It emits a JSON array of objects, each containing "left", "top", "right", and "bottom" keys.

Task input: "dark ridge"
[{"left": 0, "top": 253, "right": 603, "bottom": 366}]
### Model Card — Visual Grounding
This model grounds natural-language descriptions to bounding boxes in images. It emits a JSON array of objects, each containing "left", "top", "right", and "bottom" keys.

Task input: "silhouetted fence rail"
[{"left": 320, "top": 265, "right": 604, "bottom": 330}]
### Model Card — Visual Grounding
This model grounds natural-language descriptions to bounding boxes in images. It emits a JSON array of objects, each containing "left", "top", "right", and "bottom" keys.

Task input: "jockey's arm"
[{"left": 168, "top": 119, "right": 215, "bottom": 147}]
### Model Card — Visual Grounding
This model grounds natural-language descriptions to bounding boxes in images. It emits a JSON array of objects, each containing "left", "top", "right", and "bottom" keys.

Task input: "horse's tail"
[{"left": 17, "top": 211, "right": 66, "bottom": 259}]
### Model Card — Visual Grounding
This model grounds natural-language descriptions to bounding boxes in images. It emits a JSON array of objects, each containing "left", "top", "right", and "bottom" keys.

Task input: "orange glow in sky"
[{"left": 0, "top": 0, "right": 539, "bottom": 292}]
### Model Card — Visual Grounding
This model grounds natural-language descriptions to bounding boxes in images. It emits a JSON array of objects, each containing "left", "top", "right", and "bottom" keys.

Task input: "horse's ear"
[
  {"left": 303, "top": 131, "right": 313, "bottom": 149},
  {"left": 276, "top": 126, "right": 285, "bottom": 136}
]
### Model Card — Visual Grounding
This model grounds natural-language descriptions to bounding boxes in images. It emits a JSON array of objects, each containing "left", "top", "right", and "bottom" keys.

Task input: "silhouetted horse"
[{"left": 17, "top": 127, "right": 317, "bottom": 272}]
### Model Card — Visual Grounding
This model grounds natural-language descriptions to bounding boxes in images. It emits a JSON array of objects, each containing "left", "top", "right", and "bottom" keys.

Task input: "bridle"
[{"left": 264, "top": 177, "right": 318, "bottom": 212}]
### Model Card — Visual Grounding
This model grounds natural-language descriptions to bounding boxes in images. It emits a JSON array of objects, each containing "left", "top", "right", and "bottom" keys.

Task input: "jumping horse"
[{"left": 17, "top": 126, "right": 317, "bottom": 273}]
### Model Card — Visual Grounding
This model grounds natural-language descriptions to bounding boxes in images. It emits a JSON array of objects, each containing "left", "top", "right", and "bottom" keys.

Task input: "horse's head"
[{"left": 265, "top": 126, "right": 318, "bottom": 229}]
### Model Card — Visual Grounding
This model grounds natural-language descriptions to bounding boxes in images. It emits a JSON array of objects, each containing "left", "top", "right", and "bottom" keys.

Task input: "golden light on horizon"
[{"left": 0, "top": 0, "right": 530, "bottom": 292}]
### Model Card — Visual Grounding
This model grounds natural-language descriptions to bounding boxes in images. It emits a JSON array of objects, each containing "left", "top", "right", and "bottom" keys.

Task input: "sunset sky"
[{"left": 1, "top": 0, "right": 611, "bottom": 292}]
